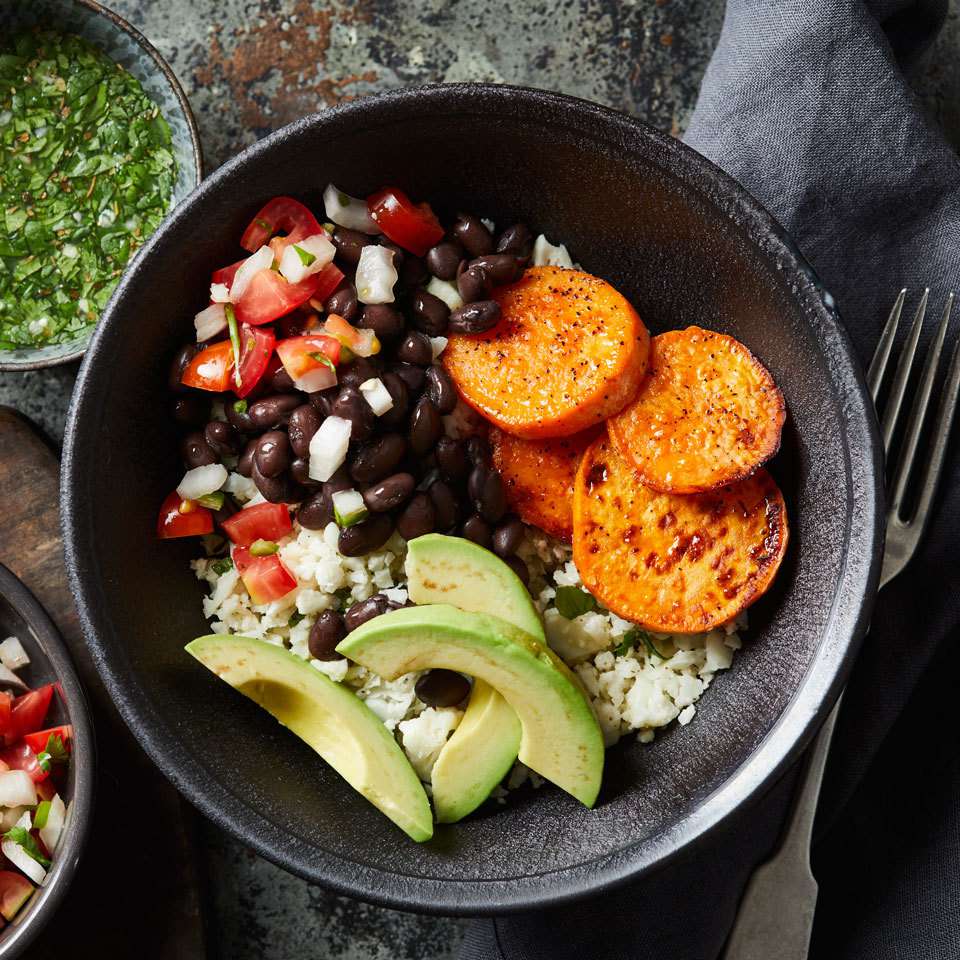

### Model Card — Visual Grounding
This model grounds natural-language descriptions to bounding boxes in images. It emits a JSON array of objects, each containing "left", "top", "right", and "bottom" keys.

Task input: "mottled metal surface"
[{"left": 2, "top": 0, "right": 959, "bottom": 956}]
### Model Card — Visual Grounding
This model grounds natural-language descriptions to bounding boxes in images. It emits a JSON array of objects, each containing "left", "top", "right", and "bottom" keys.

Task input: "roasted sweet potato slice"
[
  {"left": 491, "top": 426, "right": 601, "bottom": 541},
  {"left": 443, "top": 267, "right": 650, "bottom": 438},
  {"left": 608, "top": 327, "right": 785, "bottom": 494},
  {"left": 573, "top": 435, "right": 788, "bottom": 633}
]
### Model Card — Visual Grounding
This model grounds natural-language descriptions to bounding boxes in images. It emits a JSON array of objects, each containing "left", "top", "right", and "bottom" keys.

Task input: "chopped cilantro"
[
  {"left": 288, "top": 611, "right": 305, "bottom": 627},
  {"left": 211, "top": 557, "right": 233, "bottom": 575},
  {"left": 613, "top": 628, "right": 669, "bottom": 660},
  {"left": 309, "top": 351, "right": 336, "bottom": 370},
  {"left": 554, "top": 586, "right": 598, "bottom": 620},
  {"left": 225, "top": 304, "right": 242, "bottom": 387},
  {"left": 4, "top": 826, "right": 49, "bottom": 867},
  {"left": 334, "top": 587, "right": 353, "bottom": 611},
  {"left": 36, "top": 732, "right": 69, "bottom": 773},
  {"left": 293, "top": 244, "right": 316, "bottom": 267},
  {"left": 233, "top": 399, "right": 248, "bottom": 415}
]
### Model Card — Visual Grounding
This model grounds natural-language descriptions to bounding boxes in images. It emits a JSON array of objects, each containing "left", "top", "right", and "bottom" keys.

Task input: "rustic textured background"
[{"left": 2, "top": 1, "right": 959, "bottom": 956}]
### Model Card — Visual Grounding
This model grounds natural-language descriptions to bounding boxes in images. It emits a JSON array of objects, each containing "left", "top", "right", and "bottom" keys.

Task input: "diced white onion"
[
  {"left": 177, "top": 463, "right": 228, "bottom": 501},
  {"left": 291, "top": 364, "right": 338, "bottom": 394},
  {"left": 532, "top": 234, "right": 574, "bottom": 268},
  {"left": 426, "top": 277, "right": 463, "bottom": 311},
  {"left": 429, "top": 336, "right": 448, "bottom": 361},
  {"left": 0, "top": 638, "right": 29, "bottom": 671},
  {"left": 230, "top": 245, "right": 273, "bottom": 302},
  {"left": 359, "top": 378, "right": 394, "bottom": 416},
  {"left": 355, "top": 246, "right": 398, "bottom": 304},
  {"left": 278, "top": 233, "right": 336, "bottom": 284},
  {"left": 309, "top": 416, "right": 352, "bottom": 482},
  {"left": 0, "top": 663, "right": 27, "bottom": 692},
  {"left": 194, "top": 302, "right": 227, "bottom": 342},
  {"left": 323, "top": 183, "right": 380, "bottom": 235},
  {"left": 332, "top": 489, "right": 368, "bottom": 527},
  {"left": 2, "top": 840, "right": 45, "bottom": 885},
  {"left": 242, "top": 491, "right": 267, "bottom": 510},
  {"left": 209, "top": 283, "right": 231, "bottom": 303},
  {"left": 0, "top": 771, "right": 36, "bottom": 808},
  {"left": 39, "top": 794, "right": 66, "bottom": 855}
]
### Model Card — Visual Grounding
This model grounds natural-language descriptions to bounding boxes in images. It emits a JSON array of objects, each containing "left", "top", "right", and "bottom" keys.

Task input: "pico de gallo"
[{"left": 0, "top": 635, "right": 72, "bottom": 924}]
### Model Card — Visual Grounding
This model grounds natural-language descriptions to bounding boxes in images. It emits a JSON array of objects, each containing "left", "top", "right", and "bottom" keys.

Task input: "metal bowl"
[
  {"left": 62, "top": 84, "right": 883, "bottom": 914},
  {"left": 0, "top": 0, "right": 202, "bottom": 371},
  {"left": 0, "top": 564, "right": 95, "bottom": 958}
]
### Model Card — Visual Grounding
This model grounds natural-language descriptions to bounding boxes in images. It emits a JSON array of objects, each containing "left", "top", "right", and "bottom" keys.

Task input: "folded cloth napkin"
[{"left": 460, "top": 1, "right": 960, "bottom": 957}]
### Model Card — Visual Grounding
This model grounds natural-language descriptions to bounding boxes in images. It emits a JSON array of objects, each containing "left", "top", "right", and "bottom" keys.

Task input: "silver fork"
[{"left": 721, "top": 289, "right": 960, "bottom": 960}]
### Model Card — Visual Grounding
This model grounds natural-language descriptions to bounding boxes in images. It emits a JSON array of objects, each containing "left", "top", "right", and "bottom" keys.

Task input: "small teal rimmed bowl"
[{"left": 0, "top": 0, "right": 203, "bottom": 371}]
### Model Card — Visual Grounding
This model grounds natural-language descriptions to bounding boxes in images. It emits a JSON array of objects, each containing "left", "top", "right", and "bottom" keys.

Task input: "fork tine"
[
  {"left": 868, "top": 288, "right": 906, "bottom": 402},
  {"left": 890, "top": 293, "right": 954, "bottom": 518},
  {"left": 881, "top": 288, "right": 928, "bottom": 455}
]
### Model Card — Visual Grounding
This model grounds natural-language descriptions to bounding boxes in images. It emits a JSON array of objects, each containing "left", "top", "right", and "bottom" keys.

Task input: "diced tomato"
[
  {"left": 366, "top": 187, "right": 444, "bottom": 257},
  {"left": 234, "top": 270, "right": 322, "bottom": 326},
  {"left": 239, "top": 554, "right": 297, "bottom": 605},
  {"left": 0, "top": 871, "right": 34, "bottom": 922},
  {"left": 312, "top": 262, "right": 345, "bottom": 304},
  {"left": 0, "top": 693, "right": 11, "bottom": 740},
  {"left": 323, "top": 314, "right": 379, "bottom": 356},
  {"left": 222, "top": 503, "right": 292, "bottom": 547},
  {"left": 7, "top": 685, "right": 54, "bottom": 745},
  {"left": 157, "top": 490, "right": 214, "bottom": 540},
  {"left": 211, "top": 258, "right": 244, "bottom": 289},
  {"left": 22, "top": 725, "right": 72, "bottom": 756},
  {"left": 35, "top": 779, "right": 57, "bottom": 802},
  {"left": 0, "top": 742, "right": 45, "bottom": 783},
  {"left": 181, "top": 340, "right": 234, "bottom": 392},
  {"left": 240, "top": 197, "right": 322, "bottom": 253},
  {"left": 235, "top": 324, "right": 276, "bottom": 399},
  {"left": 277, "top": 333, "right": 341, "bottom": 393}
]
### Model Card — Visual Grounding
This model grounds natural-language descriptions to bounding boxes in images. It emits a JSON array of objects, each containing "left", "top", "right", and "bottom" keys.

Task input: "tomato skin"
[
  {"left": 235, "top": 324, "right": 276, "bottom": 399},
  {"left": 367, "top": 187, "right": 444, "bottom": 257},
  {"left": 312, "top": 262, "right": 345, "bottom": 305},
  {"left": 181, "top": 340, "right": 234, "bottom": 392},
  {"left": 222, "top": 503, "right": 292, "bottom": 547},
  {"left": 0, "top": 742, "right": 46, "bottom": 783},
  {"left": 157, "top": 490, "right": 214, "bottom": 539},
  {"left": 276, "top": 334, "right": 341, "bottom": 382},
  {"left": 239, "top": 554, "right": 297, "bottom": 604},
  {"left": 22, "top": 725, "right": 72, "bottom": 756},
  {"left": 240, "top": 197, "right": 321, "bottom": 253},
  {"left": 0, "top": 693, "right": 11, "bottom": 740},
  {"left": 4, "top": 685, "right": 54, "bottom": 747},
  {"left": 234, "top": 270, "right": 322, "bottom": 326},
  {"left": 211, "top": 258, "right": 245, "bottom": 289}
]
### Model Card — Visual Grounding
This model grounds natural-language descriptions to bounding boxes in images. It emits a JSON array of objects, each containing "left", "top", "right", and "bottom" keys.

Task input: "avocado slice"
[
  {"left": 186, "top": 635, "right": 433, "bottom": 842},
  {"left": 405, "top": 534, "right": 540, "bottom": 822},
  {"left": 338, "top": 605, "right": 604, "bottom": 807}
]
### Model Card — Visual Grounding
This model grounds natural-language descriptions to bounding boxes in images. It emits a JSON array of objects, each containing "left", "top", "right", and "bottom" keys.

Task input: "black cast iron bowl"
[{"left": 61, "top": 84, "right": 883, "bottom": 914}]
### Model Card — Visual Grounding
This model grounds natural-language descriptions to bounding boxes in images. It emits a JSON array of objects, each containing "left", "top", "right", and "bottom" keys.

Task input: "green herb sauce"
[{"left": 0, "top": 29, "right": 177, "bottom": 349}]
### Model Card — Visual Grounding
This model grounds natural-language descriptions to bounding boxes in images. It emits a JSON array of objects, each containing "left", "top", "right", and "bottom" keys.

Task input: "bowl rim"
[
  {"left": 0, "top": 563, "right": 96, "bottom": 957},
  {"left": 62, "top": 82, "right": 884, "bottom": 914},
  {"left": 0, "top": 0, "right": 204, "bottom": 373}
]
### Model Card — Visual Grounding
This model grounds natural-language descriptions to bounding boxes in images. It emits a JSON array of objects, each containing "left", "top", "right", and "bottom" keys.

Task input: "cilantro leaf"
[
  {"left": 554, "top": 586, "right": 598, "bottom": 620},
  {"left": 211, "top": 557, "right": 233, "bottom": 575},
  {"left": 288, "top": 611, "right": 305, "bottom": 627},
  {"left": 613, "top": 628, "right": 669, "bottom": 660}
]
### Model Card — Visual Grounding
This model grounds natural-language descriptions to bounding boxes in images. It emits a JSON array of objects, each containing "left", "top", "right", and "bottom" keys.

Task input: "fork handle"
[{"left": 720, "top": 697, "right": 842, "bottom": 960}]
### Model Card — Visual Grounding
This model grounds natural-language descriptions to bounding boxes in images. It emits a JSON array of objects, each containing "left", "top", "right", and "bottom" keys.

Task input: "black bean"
[
  {"left": 391, "top": 362, "right": 426, "bottom": 393},
  {"left": 435, "top": 436, "right": 469, "bottom": 482},
  {"left": 326, "top": 283, "right": 359, "bottom": 323},
  {"left": 270, "top": 364, "right": 296, "bottom": 394},
  {"left": 425, "top": 239, "right": 464, "bottom": 281},
  {"left": 204, "top": 419, "right": 241, "bottom": 457},
  {"left": 410, "top": 397, "right": 443, "bottom": 455},
  {"left": 297, "top": 473, "right": 348, "bottom": 529},
  {"left": 237, "top": 438, "right": 258, "bottom": 477},
  {"left": 462, "top": 514, "right": 492, "bottom": 548},
  {"left": 411, "top": 289, "right": 449, "bottom": 336},
  {"left": 400, "top": 254, "right": 429, "bottom": 290},
  {"left": 181, "top": 430, "right": 217, "bottom": 468},
  {"left": 467, "top": 463, "right": 489, "bottom": 505},
  {"left": 169, "top": 344, "right": 198, "bottom": 393},
  {"left": 376, "top": 372, "right": 410, "bottom": 428},
  {"left": 255, "top": 431, "right": 291, "bottom": 478},
  {"left": 308, "top": 611, "right": 347, "bottom": 660},
  {"left": 396, "top": 492, "right": 436, "bottom": 541},
  {"left": 332, "top": 226, "right": 373, "bottom": 266},
  {"left": 310, "top": 386, "right": 338, "bottom": 417},
  {"left": 359, "top": 303, "right": 405, "bottom": 342},
  {"left": 424, "top": 366, "right": 457, "bottom": 415},
  {"left": 173, "top": 394, "right": 210, "bottom": 428},
  {"left": 363, "top": 473, "right": 415, "bottom": 512},
  {"left": 503, "top": 554, "right": 530, "bottom": 586},
  {"left": 397, "top": 331, "right": 433, "bottom": 366},
  {"left": 251, "top": 463, "right": 296, "bottom": 503},
  {"left": 350, "top": 433, "right": 407, "bottom": 484},
  {"left": 338, "top": 514, "right": 394, "bottom": 557},
  {"left": 416, "top": 669, "right": 470, "bottom": 707},
  {"left": 288, "top": 404, "right": 322, "bottom": 458},
  {"left": 478, "top": 469, "right": 508, "bottom": 524},
  {"left": 378, "top": 239, "right": 405, "bottom": 267},
  {"left": 290, "top": 457, "right": 320, "bottom": 487},
  {"left": 451, "top": 213, "right": 494, "bottom": 257},
  {"left": 492, "top": 517, "right": 525, "bottom": 557},
  {"left": 344, "top": 593, "right": 401, "bottom": 632},
  {"left": 249, "top": 394, "right": 302, "bottom": 430},
  {"left": 465, "top": 436, "right": 492, "bottom": 467},
  {"left": 428, "top": 479, "right": 459, "bottom": 531},
  {"left": 226, "top": 398, "right": 257, "bottom": 434},
  {"left": 276, "top": 313, "right": 314, "bottom": 339},
  {"left": 449, "top": 300, "right": 501, "bottom": 335},
  {"left": 496, "top": 223, "right": 533, "bottom": 258},
  {"left": 457, "top": 263, "right": 490, "bottom": 303},
  {"left": 338, "top": 356, "right": 384, "bottom": 390},
  {"left": 330, "top": 386, "right": 374, "bottom": 441},
  {"left": 469, "top": 253, "right": 525, "bottom": 285}
]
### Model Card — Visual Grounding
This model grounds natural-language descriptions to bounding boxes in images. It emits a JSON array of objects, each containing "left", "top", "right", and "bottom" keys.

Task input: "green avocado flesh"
[
  {"left": 405, "top": 535, "right": 542, "bottom": 822},
  {"left": 337, "top": 605, "right": 604, "bottom": 808},
  {"left": 186, "top": 635, "right": 433, "bottom": 842}
]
